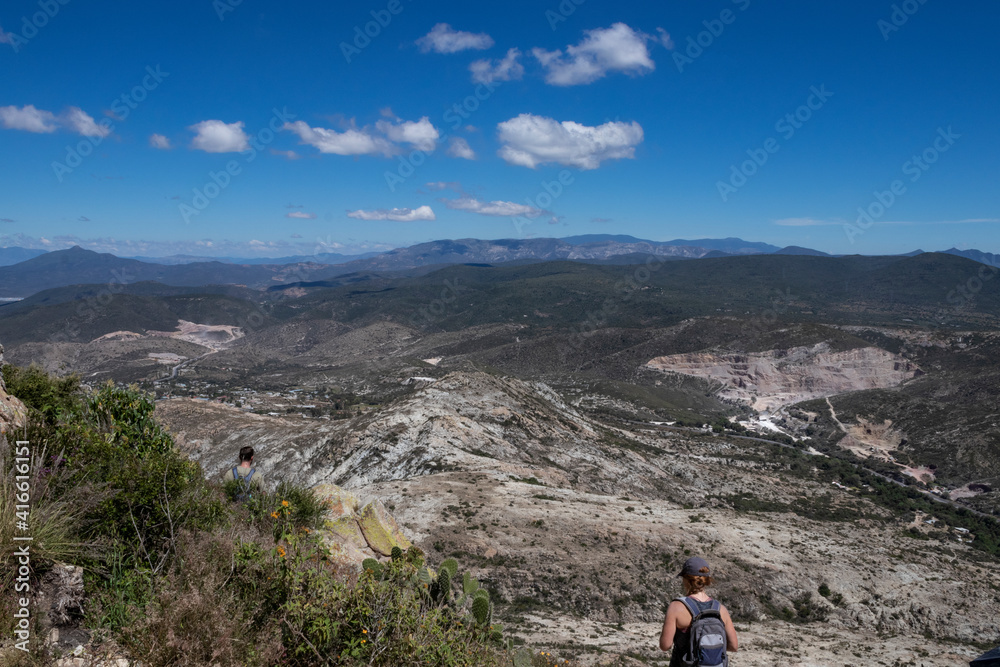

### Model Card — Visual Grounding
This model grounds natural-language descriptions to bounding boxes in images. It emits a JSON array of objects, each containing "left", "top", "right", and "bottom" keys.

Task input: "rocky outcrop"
[
  {"left": 0, "top": 342, "right": 28, "bottom": 434},
  {"left": 646, "top": 343, "right": 920, "bottom": 411},
  {"left": 313, "top": 484, "right": 411, "bottom": 570}
]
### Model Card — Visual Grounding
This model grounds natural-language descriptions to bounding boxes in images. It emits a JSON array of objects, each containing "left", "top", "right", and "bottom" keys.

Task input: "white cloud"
[
  {"left": 496, "top": 113, "right": 644, "bottom": 169},
  {"left": 441, "top": 196, "right": 546, "bottom": 218},
  {"left": 270, "top": 149, "right": 300, "bottom": 160},
  {"left": 470, "top": 48, "right": 524, "bottom": 84},
  {"left": 532, "top": 23, "right": 655, "bottom": 86},
  {"left": 375, "top": 116, "right": 439, "bottom": 151},
  {"left": 62, "top": 107, "right": 111, "bottom": 137},
  {"left": 0, "top": 105, "right": 59, "bottom": 133},
  {"left": 347, "top": 206, "right": 436, "bottom": 222},
  {"left": 0, "top": 24, "right": 14, "bottom": 45},
  {"left": 446, "top": 137, "right": 476, "bottom": 160},
  {"left": 282, "top": 120, "right": 393, "bottom": 156},
  {"left": 773, "top": 218, "right": 841, "bottom": 227},
  {"left": 416, "top": 23, "right": 494, "bottom": 54},
  {"left": 286, "top": 211, "right": 317, "bottom": 219},
  {"left": 188, "top": 119, "right": 250, "bottom": 153},
  {"left": 423, "top": 181, "right": 465, "bottom": 194},
  {"left": 149, "top": 133, "right": 171, "bottom": 149}
]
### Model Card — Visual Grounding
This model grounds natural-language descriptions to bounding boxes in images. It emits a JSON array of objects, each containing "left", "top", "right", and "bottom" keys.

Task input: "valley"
[{"left": 2, "top": 248, "right": 999, "bottom": 664}]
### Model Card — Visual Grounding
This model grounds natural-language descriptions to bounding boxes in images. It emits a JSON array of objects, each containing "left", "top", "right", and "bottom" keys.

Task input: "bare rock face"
[
  {"left": 646, "top": 343, "right": 920, "bottom": 411},
  {"left": 312, "top": 483, "right": 411, "bottom": 570},
  {"left": 0, "top": 342, "right": 28, "bottom": 435}
]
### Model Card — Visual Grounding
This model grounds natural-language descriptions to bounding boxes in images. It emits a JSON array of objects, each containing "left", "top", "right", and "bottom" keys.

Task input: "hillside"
[{"left": 155, "top": 370, "right": 1000, "bottom": 665}]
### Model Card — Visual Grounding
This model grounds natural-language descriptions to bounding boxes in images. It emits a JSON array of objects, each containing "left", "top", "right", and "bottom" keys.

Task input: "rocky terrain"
[
  {"left": 0, "top": 344, "right": 27, "bottom": 434},
  {"left": 645, "top": 343, "right": 920, "bottom": 412},
  {"left": 156, "top": 371, "right": 1000, "bottom": 666}
]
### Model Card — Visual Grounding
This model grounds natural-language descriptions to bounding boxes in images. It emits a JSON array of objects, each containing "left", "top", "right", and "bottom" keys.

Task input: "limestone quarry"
[
  {"left": 156, "top": 370, "right": 999, "bottom": 666},
  {"left": 645, "top": 342, "right": 921, "bottom": 412}
]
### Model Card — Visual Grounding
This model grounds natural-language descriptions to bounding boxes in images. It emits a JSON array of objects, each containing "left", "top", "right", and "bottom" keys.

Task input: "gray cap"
[{"left": 677, "top": 556, "right": 712, "bottom": 577}]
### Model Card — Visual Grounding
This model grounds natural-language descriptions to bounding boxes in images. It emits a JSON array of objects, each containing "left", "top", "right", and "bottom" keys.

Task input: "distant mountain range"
[
  {"left": 0, "top": 246, "right": 49, "bottom": 267},
  {"left": 0, "top": 237, "right": 996, "bottom": 299}
]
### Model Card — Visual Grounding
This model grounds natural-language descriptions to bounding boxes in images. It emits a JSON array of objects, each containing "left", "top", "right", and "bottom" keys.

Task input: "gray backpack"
[
  {"left": 232, "top": 466, "right": 256, "bottom": 502},
  {"left": 676, "top": 597, "right": 728, "bottom": 667}
]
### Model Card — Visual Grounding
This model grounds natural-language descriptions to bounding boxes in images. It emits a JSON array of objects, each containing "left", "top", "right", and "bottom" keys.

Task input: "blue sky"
[{"left": 1, "top": 0, "right": 998, "bottom": 257}]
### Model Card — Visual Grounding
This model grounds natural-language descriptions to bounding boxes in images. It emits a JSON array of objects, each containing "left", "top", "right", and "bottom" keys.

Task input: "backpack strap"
[
  {"left": 232, "top": 466, "right": 239, "bottom": 480},
  {"left": 677, "top": 596, "right": 702, "bottom": 621},
  {"left": 245, "top": 468, "right": 255, "bottom": 483}
]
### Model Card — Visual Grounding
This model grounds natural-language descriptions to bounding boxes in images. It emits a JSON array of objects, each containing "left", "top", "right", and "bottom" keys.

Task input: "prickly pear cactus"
[
  {"left": 440, "top": 558, "right": 459, "bottom": 578},
  {"left": 462, "top": 571, "right": 479, "bottom": 595},
  {"left": 361, "top": 558, "right": 383, "bottom": 577},
  {"left": 436, "top": 568, "right": 451, "bottom": 603},
  {"left": 472, "top": 595, "right": 491, "bottom": 625},
  {"left": 390, "top": 546, "right": 403, "bottom": 561}
]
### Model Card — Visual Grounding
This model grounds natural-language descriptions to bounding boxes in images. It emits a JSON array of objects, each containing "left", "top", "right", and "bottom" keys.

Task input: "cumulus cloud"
[
  {"left": 441, "top": 196, "right": 546, "bottom": 218},
  {"left": 446, "top": 137, "right": 476, "bottom": 160},
  {"left": 417, "top": 23, "right": 494, "bottom": 53},
  {"left": 286, "top": 211, "right": 317, "bottom": 219},
  {"left": 149, "top": 133, "right": 171, "bottom": 149},
  {"left": 188, "top": 119, "right": 250, "bottom": 153},
  {"left": 284, "top": 116, "right": 441, "bottom": 156},
  {"left": 375, "top": 116, "right": 439, "bottom": 151},
  {"left": 0, "top": 105, "right": 59, "bottom": 133},
  {"left": 532, "top": 23, "right": 655, "bottom": 86},
  {"left": 62, "top": 107, "right": 111, "bottom": 137},
  {"left": 0, "top": 104, "right": 115, "bottom": 136},
  {"left": 346, "top": 206, "right": 436, "bottom": 222},
  {"left": 282, "top": 120, "right": 394, "bottom": 156},
  {"left": 496, "top": 113, "right": 643, "bottom": 169},
  {"left": 470, "top": 48, "right": 524, "bottom": 84}
]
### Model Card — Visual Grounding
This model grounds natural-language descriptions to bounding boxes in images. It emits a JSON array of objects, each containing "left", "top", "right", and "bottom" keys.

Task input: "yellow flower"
[
  {"left": 271, "top": 511, "right": 279, "bottom": 519},
  {"left": 277, "top": 546, "right": 286, "bottom": 558},
  {"left": 362, "top": 629, "right": 367, "bottom": 634},
  {"left": 281, "top": 500, "right": 290, "bottom": 507},
  {"left": 361, "top": 639, "right": 366, "bottom": 644}
]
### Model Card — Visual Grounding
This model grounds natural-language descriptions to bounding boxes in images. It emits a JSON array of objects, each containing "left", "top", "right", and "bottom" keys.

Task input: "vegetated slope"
[
  {"left": 0, "top": 246, "right": 330, "bottom": 298},
  {"left": 286, "top": 252, "right": 1000, "bottom": 332},
  {"left": 0, "top": 291, "right": 272, "bottom": 347},
  {"left": 154, "top": 370, "right": 1000, "bottom": 665}
]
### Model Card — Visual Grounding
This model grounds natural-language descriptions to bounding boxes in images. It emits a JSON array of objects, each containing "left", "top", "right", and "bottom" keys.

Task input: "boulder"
[
  {"left": 0, "top": 343, "right": 28, "bottom": 435},
  {"left": 313, "top": 484, "right": 411, "bottom": 569},
  {"left": 357, "top": 500, "right": 411, "bottom": 557}
]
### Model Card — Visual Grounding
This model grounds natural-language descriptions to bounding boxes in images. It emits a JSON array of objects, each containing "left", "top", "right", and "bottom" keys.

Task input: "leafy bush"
[{"left": 1, "top": 363, "right": 80, "bottom": 427}]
